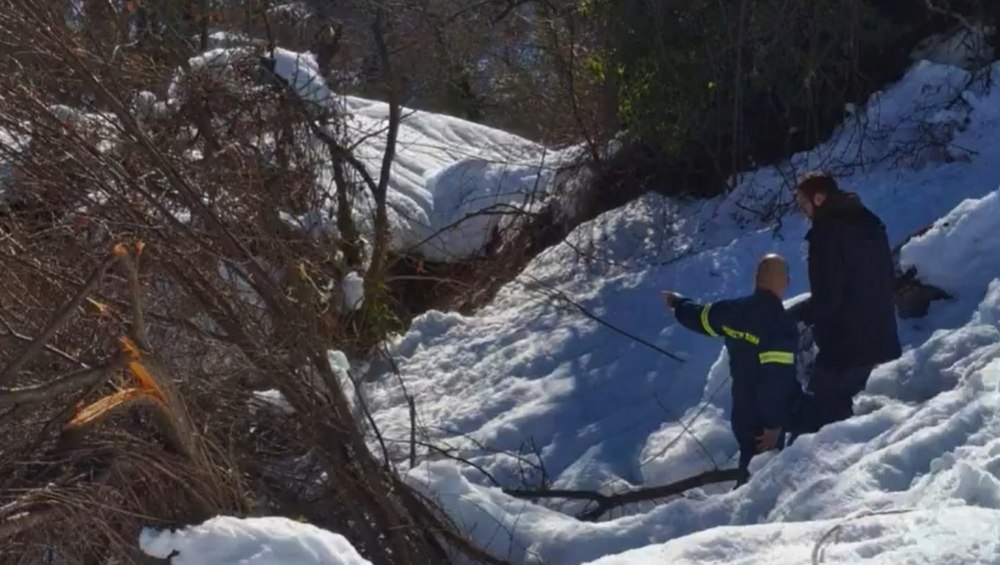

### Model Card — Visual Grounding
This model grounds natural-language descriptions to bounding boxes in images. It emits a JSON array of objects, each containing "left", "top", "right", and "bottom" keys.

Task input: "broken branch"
[
  {"left": 504, "top": 468, "right": 744, "bottom": 521},
  {"left": 0, "top": 357, "right": 124, "bottom": 406}
]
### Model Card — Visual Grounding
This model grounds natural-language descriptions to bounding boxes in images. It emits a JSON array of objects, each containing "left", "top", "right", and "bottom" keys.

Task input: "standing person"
[
  {"left": 663, "top": 254, "right": 801, "bottom": 484},
  {"left": 792, "top": 172, "right": 901, "bottom": 433}
]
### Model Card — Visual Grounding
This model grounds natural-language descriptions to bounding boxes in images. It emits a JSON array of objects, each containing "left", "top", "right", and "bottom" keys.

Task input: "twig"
[
  {"left": 811, "top": 507, "right": 916, "bottom": 564},
  {"left": 520, "top": 275, "right": 686, "bottom": 362},
  {"left": 0, "top": 319, "right": 87, "bottom": 369},
  {"left": 408, "top": 396, "right": 417, "bottom": 469},
  {"left": 0, "top": 506, "right": 52, "bottom": 541},
  {"left": 0, "top": 252, "right": 121, "bottom": 387},
  {"left": 923, "top": 0, "right": 975, "bottom": 32},
  {"left": 0, "top": 358, "right": 122, "bottom": 406},
  {"left": 491, "top": 0, "right": 535, "bottom": 23},
  {"left": 395, "top": 437, "right": 501, "bottom": 487},
  {"left": 652, "top": 394, "right": 718, "bottom": 469}
]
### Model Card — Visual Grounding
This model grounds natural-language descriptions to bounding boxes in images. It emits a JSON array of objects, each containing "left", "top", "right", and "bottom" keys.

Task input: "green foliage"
[
  {"left": 586, "top": 0, "right": 931, "bottom": 186},
  {"left": 354, "top": 275, "right": 404, "bottom": 349}
]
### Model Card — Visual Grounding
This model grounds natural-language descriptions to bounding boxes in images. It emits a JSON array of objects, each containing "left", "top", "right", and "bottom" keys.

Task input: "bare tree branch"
[
  {"left": 505, "top": 468, "right": 745, "bottom": 521},
  {"left": 0, "top": 251, "right": 121, "bottom": 387},
  {"left": 0, "top": 357, "right": 124, "bottom": 407}
]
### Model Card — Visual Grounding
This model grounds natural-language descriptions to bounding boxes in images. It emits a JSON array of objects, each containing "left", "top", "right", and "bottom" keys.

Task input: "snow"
[
  {"left": 899, "top": 189, "right": 1000, "bottom": 297},
  {"left": 270, "top": 48, "right": 334, "bottom": 109},
  {"left": 360, "top": 55, "right": 1000, "bottom": 563},
  {"left": 168, "top": 47, "right": 575, "bottom": 262},
  {"left": 342, "top": 271, "right": 365, "bottom": 311},
  {"left": 334, "top": 97, "right": 574, "bottom": 261},
  {"left": 252, "top": 389, "right": 295, "bottom": 414},
  {"left": 139, "top": 516, "right": 371, "bottom": 565},
  {"left": 584, "top": 506, "right": 1000, "bottom": 564}
]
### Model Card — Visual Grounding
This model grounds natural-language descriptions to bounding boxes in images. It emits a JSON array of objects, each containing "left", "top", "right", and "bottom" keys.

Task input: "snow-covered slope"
[
  {"left": 587, "top": 506, "right": 1000, "bottom": 564},
  {"left": 338, "top": 95, "right": 573, "bottom": 261},
  {"left": 363, "top": 57, "right": 1000, "bottom": 564},
  {"left": 171, "top": 48, "right": 575, "bottom": 262}
]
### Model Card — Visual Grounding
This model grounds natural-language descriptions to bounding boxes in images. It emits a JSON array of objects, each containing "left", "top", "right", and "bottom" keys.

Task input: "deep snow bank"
[
  {"left": 139, "top": 516, "right": 371, "bottom": 565},
  {"left": 170, "top": 47, "right": 577, "bottom": 262},
  {"left": 367, "top": 57, "right": 1000, "bottom": 564},
  {"left": 337, "top": 95, "right": 576, "bottom": 261},
  {"left": 585, "top": 506, "right": 1000, "bottom": 564}
]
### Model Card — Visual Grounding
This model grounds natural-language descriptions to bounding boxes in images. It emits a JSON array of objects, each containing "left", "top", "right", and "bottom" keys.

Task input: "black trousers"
[{"left": 794, "top": 363, "right": 874, "bottom": 435}]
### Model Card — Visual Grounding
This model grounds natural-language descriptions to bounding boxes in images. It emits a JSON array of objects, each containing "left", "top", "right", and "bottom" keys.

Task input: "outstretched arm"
[{"left": 670, "top": 295, "right": 734, "bottom": 338}]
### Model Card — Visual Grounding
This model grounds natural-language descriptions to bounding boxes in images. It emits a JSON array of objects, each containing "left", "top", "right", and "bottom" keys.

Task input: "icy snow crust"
[
  {"left": 362, "top": 59, "right": 1000, "bottom": 563},
  {"left": 139, "top": 516, "right": 372, "bottom": 565}
]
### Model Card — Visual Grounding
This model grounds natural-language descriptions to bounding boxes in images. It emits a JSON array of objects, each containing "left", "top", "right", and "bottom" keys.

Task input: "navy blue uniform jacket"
[{"left": 675, "top": 290, "right": 801, "bottom": 441}]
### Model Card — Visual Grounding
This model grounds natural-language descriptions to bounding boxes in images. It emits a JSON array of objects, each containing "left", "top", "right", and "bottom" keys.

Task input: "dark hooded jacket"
[{"left": 799, "top": 191, "right": 902, "bottom": 370}]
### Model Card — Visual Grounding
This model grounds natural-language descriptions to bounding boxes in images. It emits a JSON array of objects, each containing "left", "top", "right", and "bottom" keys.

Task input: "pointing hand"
[{"left": 661, "top": 291, "right": 682, "bottom": 310}]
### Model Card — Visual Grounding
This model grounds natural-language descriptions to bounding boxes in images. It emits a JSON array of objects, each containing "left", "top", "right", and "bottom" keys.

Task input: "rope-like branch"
[
  {"left": 504, "top": 468, "right": 744, "bottom": 521},
  {"left": 521, "top": 275, "right": 686, "bottom": 362}
]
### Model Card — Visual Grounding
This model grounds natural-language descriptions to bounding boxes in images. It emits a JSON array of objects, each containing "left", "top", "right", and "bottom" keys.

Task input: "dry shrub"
[{"left": 0, "top": 2, "right": 502, "bottom": 564}]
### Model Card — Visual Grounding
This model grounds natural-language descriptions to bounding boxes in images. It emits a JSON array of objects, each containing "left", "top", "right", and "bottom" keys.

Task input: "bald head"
[{"left": 755, "top": 254, "right": 789, "bottom": 297}]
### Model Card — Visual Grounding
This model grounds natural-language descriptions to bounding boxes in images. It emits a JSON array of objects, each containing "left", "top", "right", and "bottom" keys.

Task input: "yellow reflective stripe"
[
  {"left": 722, "top": 326, "right": 760, "bottom": 345},
  {"left": 759, "top": 351, "right": 794, "bottom": 365},
  {"left": 700, "top": 304, "right": 719, "bottom": 337}
]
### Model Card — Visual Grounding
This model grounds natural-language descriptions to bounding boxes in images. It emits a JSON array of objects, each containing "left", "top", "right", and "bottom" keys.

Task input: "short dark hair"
[{"left": 796, "top": 171, "right": 839, "bottom": 197}]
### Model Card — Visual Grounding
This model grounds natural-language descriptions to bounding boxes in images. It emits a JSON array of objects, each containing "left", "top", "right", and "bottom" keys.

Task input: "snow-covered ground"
[
  {"left": 140, "top": 516, "right": 371, "bottom": 565},
  {"left": 357, "top": 56, "right": 1000, "bottom": 564}
]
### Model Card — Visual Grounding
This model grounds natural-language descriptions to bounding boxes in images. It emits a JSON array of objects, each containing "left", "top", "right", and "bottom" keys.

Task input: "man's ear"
[{"left": 812, "top": 192, "right": 827, "bottom": 207}]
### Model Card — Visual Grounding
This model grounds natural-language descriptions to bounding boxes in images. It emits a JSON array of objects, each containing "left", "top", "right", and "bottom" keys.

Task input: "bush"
[{"left": 582, "top": 0, "right": 987, "bottom": 195}]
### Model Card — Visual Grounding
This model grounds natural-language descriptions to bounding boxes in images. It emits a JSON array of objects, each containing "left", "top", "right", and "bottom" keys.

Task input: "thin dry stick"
[
  {"left": 520, "top": 274, "right": 686, "bottom": 362},
  {"left": 408, "top": 396, "right": 418, "bottom": 469},
  {"left": 0, "top": 321, "right": 88, "bottom": 369},
  {"left": 0, "top": 252, "right": 121, "bottom": 387},
  {"left": 0, "top": 361, "right": 120, "bottom": 406}
]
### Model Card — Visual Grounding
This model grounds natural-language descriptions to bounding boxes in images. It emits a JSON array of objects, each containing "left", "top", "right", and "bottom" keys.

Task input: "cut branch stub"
[
  {"left": 118, "top": 336, "right": 167, "bottom": 402},
  {"left": 64, "top": 337, "right": 167, "bottom": 431},
  {"left": 66, "top": 388, "right": 160, "bottom": 429},
  {"left": 62, "top": 336, "right": 196, "bottom": 457}
]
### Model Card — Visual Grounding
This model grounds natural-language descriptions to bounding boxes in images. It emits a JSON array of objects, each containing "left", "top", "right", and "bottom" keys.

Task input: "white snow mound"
[
  {"left": 584, "top": 506, "right": 1000, "bottom": 565},
  {"left": 170, "top": 47, "right": 577, "bottom": 262},
  {"left": 139, "top": 516, "right": 371, "bottom": 565},
  {"left": 900, "top": 188, "right": 1000, "bottom": 295}
]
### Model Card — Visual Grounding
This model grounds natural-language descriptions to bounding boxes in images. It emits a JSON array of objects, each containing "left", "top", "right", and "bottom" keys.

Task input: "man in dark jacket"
[
  {"left": 663, "top": 254, "right": 801, "bottom": 483},
  {"left": 792, "top": 172, "right": 902, "bottom": 433}
]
